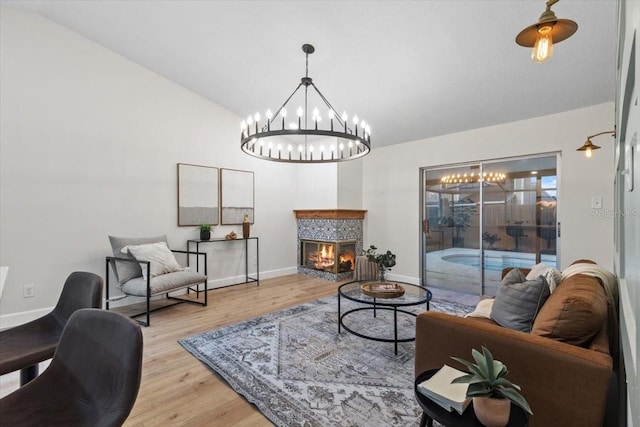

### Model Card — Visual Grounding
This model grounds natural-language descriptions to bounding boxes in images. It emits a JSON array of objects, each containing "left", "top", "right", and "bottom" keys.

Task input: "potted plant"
[
  {"left": 452, "top": 346, "right": 532, "bottom": 427},
  {"left": 363, "top": 245, "right": 396, "bottom": 282},
  {"left": 482, "top": 232, "right": 500, "bottom": 249},
  {"left": 451, "top": 197, "right": 478, "bottom": 247},
  {"left": 199, "top": 224, "right": 212, "bottom": 241}
]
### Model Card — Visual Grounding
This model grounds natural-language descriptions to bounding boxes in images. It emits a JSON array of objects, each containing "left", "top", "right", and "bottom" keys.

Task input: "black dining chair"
[
  {"left": 0, "top": 271, "right": 103, "bottom": 385},
  {"left": 0, "top": 309, "right": 143, "bottom": 427}
]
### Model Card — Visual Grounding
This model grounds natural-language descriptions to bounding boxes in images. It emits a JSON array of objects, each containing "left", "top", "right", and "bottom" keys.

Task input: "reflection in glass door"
[{"left": 421, "top": 155, "right": 558, "bottom": 296}]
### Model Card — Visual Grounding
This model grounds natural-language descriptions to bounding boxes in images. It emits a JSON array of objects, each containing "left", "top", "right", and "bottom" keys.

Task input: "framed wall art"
[
  {"left": 220, "top": 168, "right": 254, "bottom": 224},
  {"left": 177, "top": 163, "right": 219, "bottom": 226}
]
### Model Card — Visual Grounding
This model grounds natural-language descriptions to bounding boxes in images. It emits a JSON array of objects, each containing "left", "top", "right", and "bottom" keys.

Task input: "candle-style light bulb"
[
  {"left": 281, "top": 108, "right": 287, "bottom": 118},
  {"left": 287, "top": 144, "right": 293, "bottom": 152},
  {"left": 342, "top": 112, "right": 348, "bottom": 122},
  {"left": 339, "top": 143, "right": 344, "bottom": 151},
  {"left": 266, "top": 109, "right": 273, "bottom": 119},
  {"left": 297, "top": 107, "right": 304, "bottom": 117},
  {"left": 254, "top": 112, "right": 261, "bottom": 122},
  {"left": 247, "top": 116, "right": 253, "bottom": 125},
  {"left": 241, "top": 120, "right": 247, "bottom": 130},
  {"left": 352, "top": 115, "right": 359, "bottom": 125},
  {"left": 532, "top": 24, "right": 554, "bottom": 62},
  {"left": 312, "top": 107, "right": 319, "bottom": 118},
  {"left": 328, "top": 110, "right": 335, "bottom": 119}
]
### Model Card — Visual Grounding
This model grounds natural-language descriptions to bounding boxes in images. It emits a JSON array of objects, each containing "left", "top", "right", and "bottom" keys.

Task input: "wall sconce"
[
  {"left": 576, "top": 130, "right": 616, "bottom": 158},
  {"left": 516, "top": 0, "right": 578, "bottom": 63}
]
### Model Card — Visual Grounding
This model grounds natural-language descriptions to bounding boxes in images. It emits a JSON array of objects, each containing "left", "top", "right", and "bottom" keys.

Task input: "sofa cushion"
[
  {"left": 120, "top": 270, "right": 207, "bottom": 297},
  {"left": 109, "top": 235, "right": 168, "bottom": 284},
  {"left": 531, "top": 273, "right": 608, "bottom": 347},
  {"left": 490, "top": 268, "right": 550, "bottom": 332}
]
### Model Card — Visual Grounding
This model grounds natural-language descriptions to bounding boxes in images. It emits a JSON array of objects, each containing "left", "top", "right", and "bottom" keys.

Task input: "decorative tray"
[{"left": 360, "top": 282, "right": 405, "bottom": 299}]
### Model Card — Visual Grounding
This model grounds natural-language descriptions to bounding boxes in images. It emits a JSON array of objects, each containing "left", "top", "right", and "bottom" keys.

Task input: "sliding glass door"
[{"left": 421, "top": 154, "right": 559, "bottom": 295}]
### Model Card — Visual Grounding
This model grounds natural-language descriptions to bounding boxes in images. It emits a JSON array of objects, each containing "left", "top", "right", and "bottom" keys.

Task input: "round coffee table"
[
  {"left": 414, "top": 369, "right": 529, "bottom": 427},
  {"left": 338, "top": 280, "right": 432, "bottom": 355}
]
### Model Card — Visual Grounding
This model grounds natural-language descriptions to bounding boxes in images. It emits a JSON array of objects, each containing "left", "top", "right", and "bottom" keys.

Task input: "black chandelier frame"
[{"left": 240, "top": 44, "right": 371, "bottom": 163}]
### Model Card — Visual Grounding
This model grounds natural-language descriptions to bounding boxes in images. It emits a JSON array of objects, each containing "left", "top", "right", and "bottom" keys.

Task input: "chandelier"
[
  {"left": 440, "top": 172, "right": 506, "bottom": 184},
  {"left": 240, "top": 44, "right": 371, "bottom": 163}
]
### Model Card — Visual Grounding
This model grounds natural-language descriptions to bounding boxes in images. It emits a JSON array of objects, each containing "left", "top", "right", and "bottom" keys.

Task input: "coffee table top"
[{"left": 339, "top": 280, "right": 431, "bottom": 307}]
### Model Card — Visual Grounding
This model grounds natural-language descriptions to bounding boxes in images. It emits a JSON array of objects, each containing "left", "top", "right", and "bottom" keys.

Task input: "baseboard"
[
  {"left": 1, "top": 267, "right": 302, "bottom": 328},
  {"left": 206, "top": 266, "right": 298, "bottom": 289},
  {"left": 0, "top": 306, "right": 53, "bottom": 330}
]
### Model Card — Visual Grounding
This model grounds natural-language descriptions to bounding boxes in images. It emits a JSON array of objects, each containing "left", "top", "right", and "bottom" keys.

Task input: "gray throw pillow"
[
  {"left": 108, "top": 235, "right": 168, "bottom": 284},
  {"left": 491, "top": 269, "right": 550, "bottom": 333},
  {"left": 501, "top": 267, "right": 526, "bottom": 286}
]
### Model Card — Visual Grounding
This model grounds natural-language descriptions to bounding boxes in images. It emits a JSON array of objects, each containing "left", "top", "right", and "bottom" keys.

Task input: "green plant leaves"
[{"left": 450, "top": 345, "right": 532, "bottom": 415}]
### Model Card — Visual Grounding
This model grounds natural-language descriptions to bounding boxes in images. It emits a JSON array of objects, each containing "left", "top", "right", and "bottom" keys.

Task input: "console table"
[{"left": 187, "top": 237, "right": 259, "bottom": 287}]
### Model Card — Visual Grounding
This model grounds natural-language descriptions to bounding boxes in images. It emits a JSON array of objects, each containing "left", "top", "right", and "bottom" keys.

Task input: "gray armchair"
[{"left": 106, "top": 235, "right": 207, "bottom": 326}]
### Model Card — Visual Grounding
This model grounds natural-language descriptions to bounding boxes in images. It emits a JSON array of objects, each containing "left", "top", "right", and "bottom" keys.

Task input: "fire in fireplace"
[{"left": 301, "top": 240, "right": 356, "bottom": 274}]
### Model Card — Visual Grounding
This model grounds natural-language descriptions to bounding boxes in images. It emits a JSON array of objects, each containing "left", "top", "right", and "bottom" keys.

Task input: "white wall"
[
  {"left": 0, "top": 7, "right": 324, "bottom": 324},
  {"left": 363, "top": 103, "right": 615, "bottom": 284}
]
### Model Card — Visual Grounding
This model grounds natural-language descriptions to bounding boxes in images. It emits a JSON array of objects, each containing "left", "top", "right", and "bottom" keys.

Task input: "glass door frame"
[{"left": 420, "top": 152, "right": 561, "bottom": 295}]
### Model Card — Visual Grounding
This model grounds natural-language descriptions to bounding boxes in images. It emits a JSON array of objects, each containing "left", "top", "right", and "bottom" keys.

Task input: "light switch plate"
[{"left": 591, "top": 196, "right": 603, "bottom": 209}]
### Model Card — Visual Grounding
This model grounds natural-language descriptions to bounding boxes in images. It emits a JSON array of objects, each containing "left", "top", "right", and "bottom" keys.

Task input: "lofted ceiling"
[{"left": 2, "top": 0, "right": 618, "bottom": 149}]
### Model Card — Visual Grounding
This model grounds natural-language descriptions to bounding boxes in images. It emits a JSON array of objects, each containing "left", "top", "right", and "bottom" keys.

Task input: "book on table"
[{"left": 417, "top": 365, "right": 471, "bottom": 415}]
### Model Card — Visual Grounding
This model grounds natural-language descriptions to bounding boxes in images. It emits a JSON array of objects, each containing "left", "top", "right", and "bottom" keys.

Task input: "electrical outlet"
[{"left": 23, "top": 284, "right": 35, "bottom": 298}]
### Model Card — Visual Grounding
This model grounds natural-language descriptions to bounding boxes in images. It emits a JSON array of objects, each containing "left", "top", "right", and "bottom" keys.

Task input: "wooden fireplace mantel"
[{"left": 293, "top": 209, "right": 367, "bottom": 220}]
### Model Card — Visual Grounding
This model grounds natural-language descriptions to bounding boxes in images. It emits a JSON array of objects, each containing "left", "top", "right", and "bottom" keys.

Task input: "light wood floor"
[
  {"left": 125, "top": 274, "right": 343, "bottom": 426},
  {"left": 0, "top": 275, "right": 477, "bottom": 426},
  {"left": 2, "top": 275, "right": 342, "bottom": 426}
]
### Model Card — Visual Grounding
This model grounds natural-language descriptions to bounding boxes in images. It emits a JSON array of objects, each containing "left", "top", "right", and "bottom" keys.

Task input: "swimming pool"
[{"left": 441, "top": 253, "right": 556, "bottom": 271}]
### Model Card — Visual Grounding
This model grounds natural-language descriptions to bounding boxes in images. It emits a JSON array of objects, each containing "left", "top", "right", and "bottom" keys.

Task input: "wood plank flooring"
[
  {"left": 0, "top": 275, "right": 478, "bottom": 425},
  {"left": 2, "top": 274, "right": 342, "bottom": 426},
  {"left": 124, "top": 274, "right": 342, "bottom": 426}
]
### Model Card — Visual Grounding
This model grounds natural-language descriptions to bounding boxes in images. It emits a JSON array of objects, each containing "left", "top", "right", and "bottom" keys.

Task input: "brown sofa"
[{"left": 415, "top": 261, "right": 616, "bottom": 427}]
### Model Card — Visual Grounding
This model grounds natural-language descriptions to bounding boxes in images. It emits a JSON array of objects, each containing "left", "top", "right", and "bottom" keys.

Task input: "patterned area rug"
[{"left": 179, "top": 294, "right": 472, "bottom": 427}]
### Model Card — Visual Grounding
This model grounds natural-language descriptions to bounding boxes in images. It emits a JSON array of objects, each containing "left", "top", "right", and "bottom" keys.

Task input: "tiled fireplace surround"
[{"left": 294, "top": 209, "right": 366, "bottom": 281}]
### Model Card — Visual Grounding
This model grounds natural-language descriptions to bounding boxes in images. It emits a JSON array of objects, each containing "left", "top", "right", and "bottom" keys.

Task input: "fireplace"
[
  {"left": 294, "top": 209, "right": 366, "bottom": 281},
  {"left": 300, "top": 240, "right": 356, "bottom": 274}
]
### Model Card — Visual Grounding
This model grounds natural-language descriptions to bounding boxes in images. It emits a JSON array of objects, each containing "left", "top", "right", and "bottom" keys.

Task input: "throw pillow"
[
  {"left": 121, "top": 241, "right": 182, "bottom": 281},
  {"left": 490, "top": 271, "right": 550, "bottom": 333},
  {"left": 501, "top": 267, "right": 526, "bottom": 286},
  {"left": 531, "top": 273, "right": 608, "bottom": 347},
  {"left": 526, "top": 263, "right": 562, "bottom": 292},
  {"left": 109, "top": 235, "right": 168, "bottom": 283}
]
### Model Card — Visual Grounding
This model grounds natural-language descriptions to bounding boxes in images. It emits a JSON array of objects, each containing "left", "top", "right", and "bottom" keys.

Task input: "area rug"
[{"left": 179, "top": 295, "right": 473, "bottom": 427}]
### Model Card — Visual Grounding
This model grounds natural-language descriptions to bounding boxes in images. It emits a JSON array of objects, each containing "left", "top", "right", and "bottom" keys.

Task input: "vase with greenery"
[
  {"left": 363, "top": 245, "right": 396, "bottom": 282},
  {"left": 451, "top": 346, "right": 532, "bottom": 427},
  {"left": 199, "top": 224, "right": 212, "bottom": 241}
]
